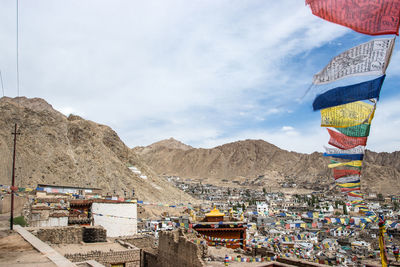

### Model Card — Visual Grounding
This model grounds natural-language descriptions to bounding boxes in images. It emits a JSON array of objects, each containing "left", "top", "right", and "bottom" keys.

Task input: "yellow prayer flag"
[
  {"left": 328, "top": 160, "right": 362, "bottom": 168},
  {"left": 337, "top": 182, "right": 361, "bottom": 188},
  {"left": 320, "top": 101, "right": 374, "bottom": 128}
]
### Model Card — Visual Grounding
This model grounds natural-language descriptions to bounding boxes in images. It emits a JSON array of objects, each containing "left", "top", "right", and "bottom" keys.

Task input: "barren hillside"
[
  {"left": 0, "top": 97, "right": 195, "bottom": 203},
  {"left": 134, "top": 138, "right": 400, "bottom": 195}
]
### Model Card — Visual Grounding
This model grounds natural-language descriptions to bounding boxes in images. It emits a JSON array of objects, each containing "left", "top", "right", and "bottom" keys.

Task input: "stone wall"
[
  {"left": 83, "top": 227, "right": 107, "bottom": 243},
  {"left": 120, "top": 236, "right": 157, "bottom": 267},
  {"left": 34, "top": 226, "right": 83, "bottom": 244},
  {"left": 33, "top": 226, "right": 106, "bottom": 244},
  {"left": 142, "top": 250, "right": 157, "bottom": 267},
  {"left": 65, "top": 249, "right": 140, "bottom": 267},
  {"left": 157, "top": 230, "right": 207, "bottom": 267}
]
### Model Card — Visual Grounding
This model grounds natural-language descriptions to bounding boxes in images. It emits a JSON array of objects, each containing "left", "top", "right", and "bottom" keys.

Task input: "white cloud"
[
  {"left": 56, "top": 106, "right": 82, "bottom": 117},
  {"left": 6, "top": 0, "right": 398, "bottom": 154},
  {"left": 281, "top": 126, "right": 295, "bottom": 132},
  {"left": 366, "top": 97, "right": 400, "bottom": 152},
  {"left": 386, "top": 50, "right": 400, "bottom": 77}
]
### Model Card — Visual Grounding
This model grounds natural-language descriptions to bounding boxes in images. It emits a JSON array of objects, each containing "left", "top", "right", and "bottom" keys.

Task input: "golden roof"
[{"left": 205, "top": 207, "right": 225, "bottom": 217}]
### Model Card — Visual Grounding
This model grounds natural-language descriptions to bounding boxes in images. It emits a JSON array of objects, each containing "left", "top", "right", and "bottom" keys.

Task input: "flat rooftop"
[{"left": 0, "top": 229, "right": 56, "bottom": 266}]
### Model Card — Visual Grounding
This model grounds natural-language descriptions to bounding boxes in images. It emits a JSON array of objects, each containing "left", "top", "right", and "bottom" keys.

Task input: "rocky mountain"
[
  {"left": 134, "top": 139, "right": 400, "bottom": 195},
  {"left": 0, "top": 97, "right": 195, "bottom": 203}
]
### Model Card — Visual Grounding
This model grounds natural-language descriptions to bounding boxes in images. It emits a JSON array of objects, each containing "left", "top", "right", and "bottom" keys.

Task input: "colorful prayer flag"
[
  {"left": 327, "top": 129, "right": 367, "bottom": 149},
  {"left": 311, "top": 38, "right": 395, "bottom": 85},
  {"left": 337, "top": 182, "right": 361, "bottom": 188},
  {"left": 328, "top": 160, "right": 362, "bottom": 169},
  {"left": 340, "top": 187, "right": 361, "bottom": 192},
  {"left": 379, "top": 215, "right": 389, "bottom": 267},
  {"left": 336, "top": 123, "right": 371, "bottom": 137},
  {"left": 347, "top": 191, "right": 362, "bottom": 201},
  {"left": 313, "top": 76, "right": 385, "bottom": 111},
  {"left": 323, "top": 153, "right": 363, "bottom": 160},
  {"left": 320, "top": 101, "right": 375, "bottom": 128},
  {"left": 324, "top": 145, "right": 365, "bottom": 160},
  {"left": 333, "top": 169, "right": 361, "bottom": 179},
  {"left": 335, "top": 175, "right": 361, "bottom": 184},
  {"left": 306, "top": 0, "right": 400, "bottom": 36},
  {"left": 324, "top": 145, "right": 365, "bottom": 155}
]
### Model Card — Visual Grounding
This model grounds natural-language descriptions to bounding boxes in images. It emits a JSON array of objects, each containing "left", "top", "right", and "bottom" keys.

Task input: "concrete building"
[
  {"left": 257, "top": 203, "right": 269, "bottom": 215},
  {"left": 30, "top": 210, "right": 69, "bottom": 227},
  {"left": 92, "top": 202, "right": 137, "bottom": 237},
  {"left": 36, "top": 184, "right": 102, "bottom": 196},
  {"left": 29, "top": 198, "right": 70, "bottom": 227}
]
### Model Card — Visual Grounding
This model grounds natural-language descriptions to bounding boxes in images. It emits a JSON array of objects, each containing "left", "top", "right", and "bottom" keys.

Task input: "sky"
[{"left": 0, "top": 0, "right": 399, "bottom": 153}]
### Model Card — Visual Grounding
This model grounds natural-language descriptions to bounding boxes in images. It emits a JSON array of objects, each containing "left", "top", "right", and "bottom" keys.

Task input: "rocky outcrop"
[{"left": 0, "top": 97, "right": 195, "bottom": 203}]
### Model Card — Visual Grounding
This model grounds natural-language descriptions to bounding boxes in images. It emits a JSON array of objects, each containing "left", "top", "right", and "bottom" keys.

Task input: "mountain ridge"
[
  {"left": 134, "top": 138, "right": 400, "bottom": 195},
  {"left": 0, "top": 96, "right": 196, "bottom": 203}
]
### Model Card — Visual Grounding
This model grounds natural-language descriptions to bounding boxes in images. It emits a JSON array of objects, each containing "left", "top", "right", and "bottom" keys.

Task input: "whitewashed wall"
[
  {"left": 30, "top": 217, "right": 68, "bottom": 227},
  {"left": 92, "top": 203, "right": 137, "bottom": 237}
]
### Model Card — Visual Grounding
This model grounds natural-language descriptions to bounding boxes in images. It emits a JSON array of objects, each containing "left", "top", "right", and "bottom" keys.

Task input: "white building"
[
  {"left": 331, "top": 228, "right": 352, "bottom": 237},
  {"left": 92, "top": 202, "right": 137, "bottom": 237},
  {"left": 30, "top": 213, "right": 68, "bottom": 227},
  {"left": 257, "top": 203, "right": 269, "bottom": 215}
]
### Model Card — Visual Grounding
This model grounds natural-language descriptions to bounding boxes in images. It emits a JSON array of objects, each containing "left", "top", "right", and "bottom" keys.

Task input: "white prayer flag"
[{"left": 313, "top": 38, "right": 395, "bottom": 85}]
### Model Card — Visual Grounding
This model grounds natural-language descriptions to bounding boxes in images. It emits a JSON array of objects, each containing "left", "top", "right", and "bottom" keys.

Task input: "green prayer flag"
[{"left": 336, "top": 124, "right": 370, "bottom": 137}]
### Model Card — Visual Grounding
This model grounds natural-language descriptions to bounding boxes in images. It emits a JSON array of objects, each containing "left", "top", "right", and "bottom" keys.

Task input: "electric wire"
[
  {"left": 16, "top": 0, "right": 20, "bottom": 99},
  {"left": 0, "top": 70, "right": 4, "bottom": 97}
]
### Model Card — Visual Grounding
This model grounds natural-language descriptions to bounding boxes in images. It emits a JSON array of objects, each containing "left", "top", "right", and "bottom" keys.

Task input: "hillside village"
[
  {"left": 1, "top": 178, "right": 400, "bottom": 266},
  {"left": 1, "top": 98, "right": 400, "bottom": 267}
]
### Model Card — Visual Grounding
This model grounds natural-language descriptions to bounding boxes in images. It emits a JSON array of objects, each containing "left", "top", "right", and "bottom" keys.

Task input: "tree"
[
  {"left": 311, "top": 195, "right": 317, "bottom": 205},
  {"left": 334, "top": 201, "right": 339, "bottom": 209},
  {"left": 377, "top": 193, "right": 384, "bottom": 201},
  {"left": 343, "top": 205, "right": 348, "bottom": 215}
]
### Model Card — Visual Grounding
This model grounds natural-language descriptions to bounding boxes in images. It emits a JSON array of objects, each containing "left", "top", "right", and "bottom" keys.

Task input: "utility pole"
[{"left": 10, "top": 123, "right": 20, "bottom": 230}]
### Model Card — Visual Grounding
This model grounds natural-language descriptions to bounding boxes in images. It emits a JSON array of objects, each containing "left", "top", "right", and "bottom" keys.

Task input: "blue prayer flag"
[
  {"left": 323, "top": 153, "right": 364, "bottom": 160},
  {"left": 313, "top": 75, "right": 385, "bottom": 111}
]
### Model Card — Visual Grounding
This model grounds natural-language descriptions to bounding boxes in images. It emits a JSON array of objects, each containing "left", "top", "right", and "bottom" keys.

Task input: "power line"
[
  {"left": 0, "top": 70, "right": 4, "bottom": 97},
  {"left": 16, "top": 0, "right": 20, "bottom": 98}
]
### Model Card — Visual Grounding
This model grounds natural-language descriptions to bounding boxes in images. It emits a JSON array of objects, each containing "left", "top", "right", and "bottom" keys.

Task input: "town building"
[
  {"left": 36, "top": 184, "right": 102, "bottom": 196},
  {"left": 193, "top": 207, "right": 247, "bottom": 249}
]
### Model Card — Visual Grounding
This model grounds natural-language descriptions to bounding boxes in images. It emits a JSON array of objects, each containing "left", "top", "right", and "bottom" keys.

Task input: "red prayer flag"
[
  {"left": 340, "top": 187, "right": 361, "bottom": 192},
  {"left": 327, "top": 129, "right": 367, "bottom": 150},
  {"left": 333, "top": 169, "right": 361, "bottom": 179},
  {"left": 306, "top": 0, "right": 400, "bottom": 36}
]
